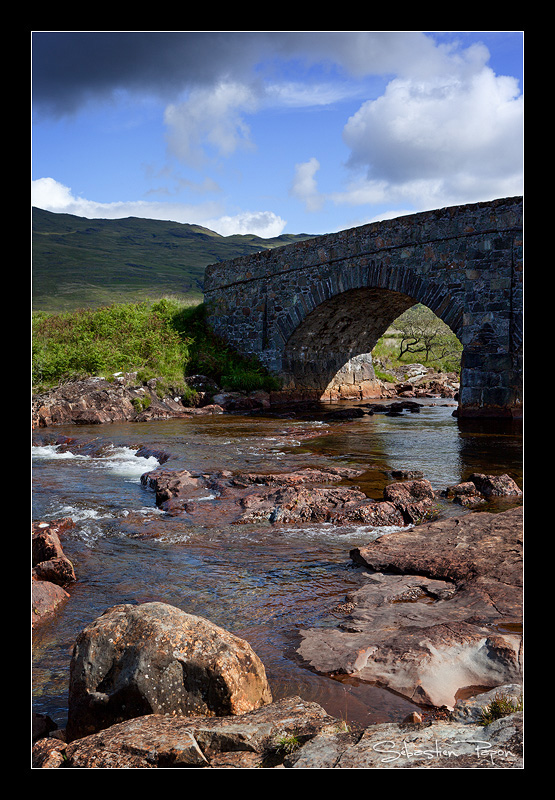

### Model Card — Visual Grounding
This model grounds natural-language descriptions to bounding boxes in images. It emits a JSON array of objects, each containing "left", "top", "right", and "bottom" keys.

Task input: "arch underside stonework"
[
  {"left": 279, "top": 275, "right": 463, "bottom": 397},
  {"left": 283, "top": 286, "right": 415, "bottom": 387},
  {"left": 204, "top": 197, "right": 523, "bottom": 418}
]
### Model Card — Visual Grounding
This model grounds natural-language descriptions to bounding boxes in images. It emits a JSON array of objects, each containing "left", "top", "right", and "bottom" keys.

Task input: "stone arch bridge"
[{"left": 204, "top": 196, "right": 522, "bottom": 419}]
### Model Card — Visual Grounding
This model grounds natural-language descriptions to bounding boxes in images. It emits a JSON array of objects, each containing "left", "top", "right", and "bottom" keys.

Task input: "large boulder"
[{"left": 66, "top": 602, "right": 272, "bottom": 742}]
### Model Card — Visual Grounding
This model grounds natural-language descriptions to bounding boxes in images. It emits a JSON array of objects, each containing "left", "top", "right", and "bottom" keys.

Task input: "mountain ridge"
[{"left": 32, "top": 207, "right": 315, "bottom": 313}]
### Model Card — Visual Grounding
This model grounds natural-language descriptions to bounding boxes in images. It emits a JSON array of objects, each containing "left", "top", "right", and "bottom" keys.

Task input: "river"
[{"left": 31, "top": 400, "right": 523, "bottom": 730}]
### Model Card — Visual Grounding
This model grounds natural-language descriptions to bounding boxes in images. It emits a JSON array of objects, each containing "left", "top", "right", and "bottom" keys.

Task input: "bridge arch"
[
  {"left": 204, "top": 197, "right": 522, "bottom": 418},
  {"left": 276, "top": 262, "right": 463, "bottom": 346},
  {"left": 280, "top": 279, "right": 463, "bottom": 396}
]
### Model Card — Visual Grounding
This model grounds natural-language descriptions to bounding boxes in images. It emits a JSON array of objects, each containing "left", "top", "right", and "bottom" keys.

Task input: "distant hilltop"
[{"left": 32, "top": 207, "right": 315, "bottom": 314}]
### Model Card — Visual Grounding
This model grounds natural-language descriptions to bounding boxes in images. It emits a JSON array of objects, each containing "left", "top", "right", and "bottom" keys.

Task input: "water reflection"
[{"left": 456, "top": 417, "right": 523, "bottom": 486}]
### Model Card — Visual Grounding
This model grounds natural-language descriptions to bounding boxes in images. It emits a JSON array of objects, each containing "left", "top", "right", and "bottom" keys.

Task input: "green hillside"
[{"left": 32, "top": 208, "right": 315, "bottom": 313}]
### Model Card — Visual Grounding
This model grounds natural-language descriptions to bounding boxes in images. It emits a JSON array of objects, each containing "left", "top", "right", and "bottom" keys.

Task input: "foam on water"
[
  {"left": 271, "top": 521, "right": 412, "bottom": 546},
  {"left": 58, "top": 505, "right": 110, "bottom": 521},
  {"left": 32, "top": 444, "right": 88, "bottom": 461},
  {"left": 32, "top": 443, "right": 160, "bottom": 482},
  {"left": 32, "top": 443, "right": 163, "bottom": 535},
  {"left": 100, "top": 446, "right": 160, "bottom": 482}
]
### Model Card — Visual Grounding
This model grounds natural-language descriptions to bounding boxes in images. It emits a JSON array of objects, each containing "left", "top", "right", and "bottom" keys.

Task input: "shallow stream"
[{"left": 32, "top": 400, "right": 522, "bottom": 729}]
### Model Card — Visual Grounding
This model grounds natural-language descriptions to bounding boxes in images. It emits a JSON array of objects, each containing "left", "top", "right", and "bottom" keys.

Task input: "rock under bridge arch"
[{"left": 204, "top": 197, "right": 522, "bottom": 419}]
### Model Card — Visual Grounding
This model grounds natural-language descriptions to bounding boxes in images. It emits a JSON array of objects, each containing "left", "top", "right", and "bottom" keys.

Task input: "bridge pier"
[
  {"left": 459, "top": 342, "right": 522, "bottom": 419},
  {"left": 204, "top": 197, "right": 522, "bottom": 419}
]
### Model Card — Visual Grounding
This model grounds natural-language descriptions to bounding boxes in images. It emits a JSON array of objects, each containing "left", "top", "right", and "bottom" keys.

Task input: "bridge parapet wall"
[{"left": 204, "top": 197, "right": 523, "bottom": 418}]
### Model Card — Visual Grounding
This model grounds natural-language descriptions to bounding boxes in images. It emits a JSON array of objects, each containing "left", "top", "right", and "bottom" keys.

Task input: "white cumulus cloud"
[
  {"left": 32, "top": 177, "right": 76, "bottom": 210},
  {"left": 204, "top": 211, "right": 286, "bottom": 238},
  {"left": 31, "top": 177, "right": 222, "bottom": 223},
  {"left": 340, "top": 59, "right": 523, "bottom": 209},
  {"left": 31, "top": 177, "right": 286, "bottom": 237}
]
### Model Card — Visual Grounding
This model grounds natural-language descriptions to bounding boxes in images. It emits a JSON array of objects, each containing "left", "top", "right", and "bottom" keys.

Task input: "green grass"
[
  {"left": 372, "top": 335, "right": 462, "bottom": 375},
  {"left": 32, "top": 299, "right": 459, "bottom": 401},
  {"left": 273, "top": 734, "right": 301, "bottom": 755},
  {"left": 372, "top": 363, "right": 399, "bottom": 383},
  {"left": 32, "top": 298, "right": 281, "bottom": 397},
  {"left": 371, "top": 305, "right": 462, "bottom": 376}
]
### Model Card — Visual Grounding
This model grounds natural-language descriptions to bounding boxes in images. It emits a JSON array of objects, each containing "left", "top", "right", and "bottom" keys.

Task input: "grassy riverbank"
[{"left": 32, "top": 299, "right": 281, "bottom": 398}]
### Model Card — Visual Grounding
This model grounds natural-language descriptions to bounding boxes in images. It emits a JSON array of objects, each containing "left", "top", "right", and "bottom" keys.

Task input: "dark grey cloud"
[
  {"left": 32, "top": 31, "right": 445, "bottom": 117},
  {"left": 32, "top": 31, "right": 279, "bottom": 116}
]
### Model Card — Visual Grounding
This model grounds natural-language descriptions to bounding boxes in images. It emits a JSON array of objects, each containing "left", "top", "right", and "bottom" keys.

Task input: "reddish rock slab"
[
  {"left": 32, "top": 377, "right": 197, "bottom": 428},
  {"left": 441, "top": 473, "right": 522, "bottom": 508},
  {"left": 238, "top": 485, "right": 371, "bottom": 525},
  {"left": 33, "top": 556, "right": 76, "bottom": 586},
  {"left": 32, "top": 525, "right": 66, "bottom": 563},
  {"left": 32, "top": 737, "right": 68, "bottom": 769},
  {"left": 32, "top": 518, "right": 76, "bottom": 626},
  {"left": 34, "top": 696, "right": 345, "bottom": 768},
  {"left": 467, "top": 473, "right": 522, "bottom": 498},
  {"left": 32, "top": 520, "right": 76, "bottom": 586},
  {"left": 32, "top": 578, "right": 69, "bottom": 627},
  {"left": 140, "top": 464, "right": 437, "bottom": 530},
  {"left": 350, "top": 506, "right": 523, "bottom": 592},
  {"left": 297, "top": 507, "right": 523, "bottom": 709},
  {"left": 230, "top": 465, "right": 364, "bottom": 488},
  {"left": 32, "top": 694, "right": 523, "bottom": 769},
  {"left": 140, "top": 468, "right": 202, "bottom": 505}
]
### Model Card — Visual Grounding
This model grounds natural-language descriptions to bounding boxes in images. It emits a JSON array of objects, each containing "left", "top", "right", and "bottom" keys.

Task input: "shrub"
[
  {"left": 132, "top": 395, "right": 151, "bottom": 413},
  {"left": 168, "top": 303, "right": 281, "bottom": 393},
  {"left": 479, "top": 693, "right": 523, "bottom": 726},
  {"left": 32, "top": 301, "right": 187, "bottom": 389},
  {"left": 32, "top": 299, "right": 280, "bottom": 395}
]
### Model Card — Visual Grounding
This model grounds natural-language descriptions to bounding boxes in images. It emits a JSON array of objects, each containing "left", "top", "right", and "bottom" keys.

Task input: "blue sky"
[{"left": 31, "top": 31, "right": 524, "bottom": 237}]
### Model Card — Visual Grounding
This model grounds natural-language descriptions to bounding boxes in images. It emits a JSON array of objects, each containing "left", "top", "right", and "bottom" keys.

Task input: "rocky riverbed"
[
  {"left": 299, "top": 506, "right": 523, "bottom": 709},
  {"left": 32, "top": 371, "right": 524, "bottom": 768},
  {"left": 33, "top": 685, "right": 523, "bottom": 768},
  {"left": 32, "top": 465, "right": 523, "bottom": 767},
  {"left": 32, "top": 555, "right": 523, "bottom": 769},
  {"left": 31, "top": 365, "right": 459, "bottom": 428},
  {"left": 32, "top": 584, "right": 523, "bottom": 768}
]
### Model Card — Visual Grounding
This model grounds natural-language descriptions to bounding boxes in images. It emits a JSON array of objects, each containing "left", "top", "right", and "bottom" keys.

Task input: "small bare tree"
[{"left": 396, "top": 305, "right": 461, "bottom": 365}]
